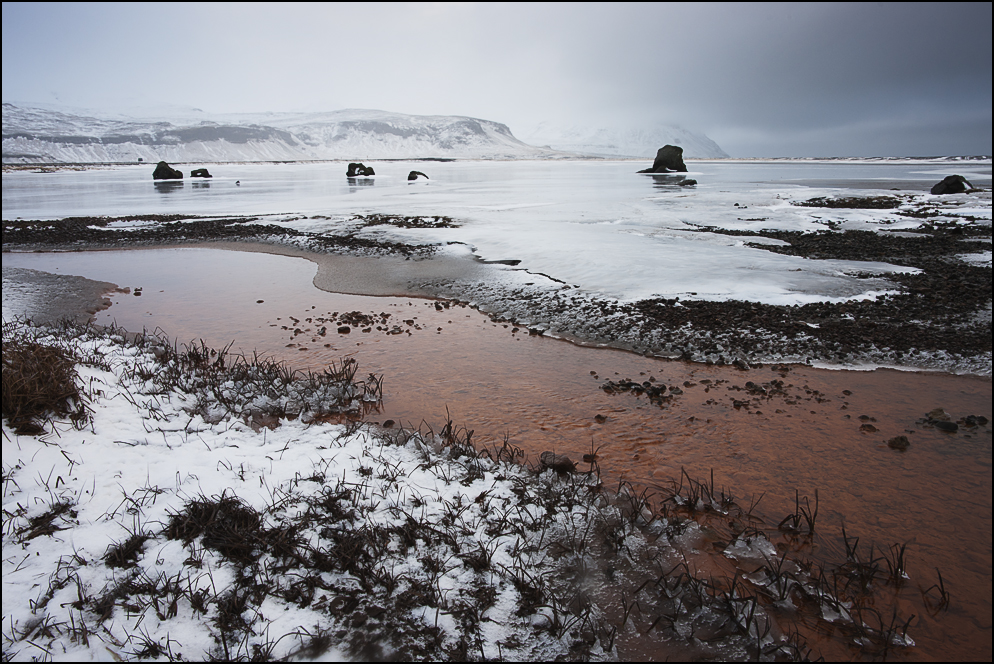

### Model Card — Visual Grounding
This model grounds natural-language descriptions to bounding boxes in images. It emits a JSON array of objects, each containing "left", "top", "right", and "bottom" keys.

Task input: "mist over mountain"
[{"left": 520, "top": 121, "right": 729, "bottom": 159}]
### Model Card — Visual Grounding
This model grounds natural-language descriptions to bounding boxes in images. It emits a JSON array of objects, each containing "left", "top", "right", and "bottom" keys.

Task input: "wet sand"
[{"left": 1, "top": 266, "right": 118, "bottom": 324}]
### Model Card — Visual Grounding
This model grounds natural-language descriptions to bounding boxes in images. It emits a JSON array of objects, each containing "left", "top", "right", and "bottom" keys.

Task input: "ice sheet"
[{"left": 4, "top": 160, "right": 990, "bottom": 305}]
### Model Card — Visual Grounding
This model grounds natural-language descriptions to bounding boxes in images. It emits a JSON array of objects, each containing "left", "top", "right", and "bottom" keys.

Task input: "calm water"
[
  {"left": 4, "top": 246, "right": 991, "bottom": 661},
  {"left": 4, "top": 160, "right": 991, "bottom": 222}
]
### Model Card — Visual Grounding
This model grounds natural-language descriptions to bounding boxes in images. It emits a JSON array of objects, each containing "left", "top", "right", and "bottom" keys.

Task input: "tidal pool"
[{"left": 4, "top": 246, "right": 990, "bottom": 660}]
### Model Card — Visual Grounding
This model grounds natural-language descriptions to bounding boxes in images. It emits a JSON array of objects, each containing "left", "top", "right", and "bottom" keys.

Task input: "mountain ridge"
[{"left": 2, "top": 102, "right": 729, "bottom": 163}]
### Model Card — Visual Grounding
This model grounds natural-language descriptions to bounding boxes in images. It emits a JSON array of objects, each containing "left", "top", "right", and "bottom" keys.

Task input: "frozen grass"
[{"left": 2, "top": 319, "right": 933, "bottom": 661}]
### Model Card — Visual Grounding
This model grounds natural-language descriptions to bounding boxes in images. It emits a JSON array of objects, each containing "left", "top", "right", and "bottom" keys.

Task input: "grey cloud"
[{"left": 2, "top": 2, "right": 990, "bottom": 157}]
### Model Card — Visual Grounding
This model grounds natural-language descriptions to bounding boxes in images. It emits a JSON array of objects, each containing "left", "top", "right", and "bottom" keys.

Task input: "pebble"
[{"left": 887, "top": 435, "right": 911, "bottom": 450}]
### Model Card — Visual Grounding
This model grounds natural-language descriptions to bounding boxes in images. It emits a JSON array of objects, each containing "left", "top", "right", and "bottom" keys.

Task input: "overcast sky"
[{"left": 3, "top": 2, "right": 991, "bottom": 157}]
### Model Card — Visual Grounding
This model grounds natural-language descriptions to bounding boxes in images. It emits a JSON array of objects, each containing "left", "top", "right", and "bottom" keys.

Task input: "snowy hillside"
[
  {"left": 1, "top": 103, "right": 565, "bottom": 163},
  {"left": 520, "top": 121, "right": 729, "bottom": 159}
]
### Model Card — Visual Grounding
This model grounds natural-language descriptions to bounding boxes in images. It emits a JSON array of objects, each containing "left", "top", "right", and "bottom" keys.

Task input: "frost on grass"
[{"left": 2, "top": 320, "right": 923, "bottom": 661}]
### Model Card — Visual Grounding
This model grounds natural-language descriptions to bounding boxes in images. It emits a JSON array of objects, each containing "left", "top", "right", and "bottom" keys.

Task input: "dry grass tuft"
[{"left": 2, "top": 324, "right": 88, "bottom": 434}]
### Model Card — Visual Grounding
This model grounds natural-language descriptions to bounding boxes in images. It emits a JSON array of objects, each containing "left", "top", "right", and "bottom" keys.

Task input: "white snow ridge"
[{"left": 2, "top": 103, "right": 569, "bottom": 163}]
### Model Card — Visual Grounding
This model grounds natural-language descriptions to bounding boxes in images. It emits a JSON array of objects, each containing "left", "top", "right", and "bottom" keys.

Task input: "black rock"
[
  {"left": 408, "top": 170, "right": 429, "bottom": 181},
  {"left": 638, "top": 145, "right": 688, "bottom": 173},
  {"left": 152, "top": 161, "right": 183, "bottom": 180},
  {"left": 678, "top": 179, "right": 698, "bottom": 186},
  {"left": 887, "top": 435, "right": 910, "bottom": 450},
  {"left": 190, "top": 168, "right": 212, "bottom": 178},
  {"left": 930, "top": 174, "right": 974, "bottom": 195},
  {"left": 539, "top": 451, "right": 576, "bottom": 474},
  {"left": 347, "top": 162, "right": 375, "bottom": 177},
  {"left": 933, "top": 420, "right": 959, "bottom": 433}
]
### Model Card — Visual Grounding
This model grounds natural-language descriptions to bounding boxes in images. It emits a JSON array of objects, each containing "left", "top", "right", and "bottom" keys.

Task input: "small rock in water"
[
  {"left": 934, "top": 421, "right": 958, "bottom": 433},
  {"left": 539, "top": 451, "right": 576, "bottom": 474},
  {"left": 594, "top": 414, "right": 607, "bottom": 423},
  {"left": 337, "top": 326, "right": 351, "bottom": 334},
  {"left": 382, "top": 420, "right": 395, "bottom": 428},
  {"left": 928, "top": 408, "right": 950, "bottom": 421},
  {"left": 887, "top": 435, "right": 911, "bottom": 450},
  {"left": 860, "top": 423, "right": 879, "bottom": 433}
]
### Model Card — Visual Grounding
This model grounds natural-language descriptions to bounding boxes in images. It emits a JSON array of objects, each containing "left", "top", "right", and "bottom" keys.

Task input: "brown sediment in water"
[
  {"left": 4, "top": 246, "right": 990, "bottom": 661},
  {"left": 199, "top": 240, "right": 503, "bottom": 298}
]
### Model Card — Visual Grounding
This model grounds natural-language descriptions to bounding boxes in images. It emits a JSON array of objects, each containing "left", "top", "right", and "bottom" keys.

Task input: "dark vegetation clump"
[
  {"left": 1, "top": 322, "right": 89, "bottom": 434},
  {"left": 793, "top": 195, "right": 903, "bottom": 209},
  {"left": 166, "top": 493, "right": 272, "bottom": 564},
  {"left": 150, "top": 339, "right": 383, "bottom": 424},
  {"left": 627, "top": 225, "right": 992, "bottom": 364},
  {"left": 351, "top": 213, "right": 459, "bottom": 229},
  {"left": 2, "top": 213, "right": 441, "bottom": 258}
]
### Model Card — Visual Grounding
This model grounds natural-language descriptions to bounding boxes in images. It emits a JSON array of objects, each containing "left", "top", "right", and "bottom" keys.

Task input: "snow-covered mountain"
[
  {"left": 1, "top": 103, "right": 566, "bottom": 163},
  {"left": 520, "top": 121, "right": 729, "bottom": 159}
]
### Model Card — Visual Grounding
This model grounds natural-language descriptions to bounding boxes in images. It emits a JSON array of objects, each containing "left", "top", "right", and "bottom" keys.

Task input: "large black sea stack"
[
  {"left": 153, "top": 161, "right": 183, "bottom": 180},
  {"left": 347, "top": 162, "right": 375, "bottom": 177},
  {"left": 930, "top": 174, "right": 974, "bottom": 195},
  {"left": 638, "top": 145, "right": 688, "bottom": 173}
]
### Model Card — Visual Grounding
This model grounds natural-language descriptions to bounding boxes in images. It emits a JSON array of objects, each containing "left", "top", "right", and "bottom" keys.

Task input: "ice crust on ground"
[{"left": 5, "top": 160, "right": 989, "bottom": 307}]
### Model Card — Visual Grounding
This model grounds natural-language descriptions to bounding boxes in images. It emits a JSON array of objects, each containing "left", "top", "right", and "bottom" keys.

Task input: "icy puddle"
[{"left": 5, "top": 246, "right": 992, "bottom": 661}]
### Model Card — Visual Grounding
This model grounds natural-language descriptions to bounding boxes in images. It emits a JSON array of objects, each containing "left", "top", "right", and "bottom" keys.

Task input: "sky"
[{"left": 2, "top": 2, "right": 991, "bottom": 157}]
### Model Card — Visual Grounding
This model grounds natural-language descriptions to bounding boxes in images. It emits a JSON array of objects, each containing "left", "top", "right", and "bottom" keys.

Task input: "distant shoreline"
[{"left": 4, "top": 155, "right": 990, "bottom": 172}]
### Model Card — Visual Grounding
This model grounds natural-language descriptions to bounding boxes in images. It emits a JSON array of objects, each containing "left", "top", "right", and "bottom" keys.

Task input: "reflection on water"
[
  {"left": 153, "top": 181, "right": 184, "bottom": 193},
  {"left": 6, "top": 160, "right": 989, "bottom": 223},
  {"left": 649, "top": 173, "right": 690, "bottom": 188},
  {"left": 192, "top": 181, "right": 211, "bottom": 189},
  {"left": 3, "top": 247, "right": 991, "bottom": 661},
  {"left": 347, "top": 176, "right": 375, "bottom": 194}
]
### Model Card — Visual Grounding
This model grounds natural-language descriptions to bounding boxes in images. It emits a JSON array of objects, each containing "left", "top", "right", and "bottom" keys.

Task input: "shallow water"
[
  {"left": 4, "top": 247, "right": 991, "bottom": 661},
  {"left": 5, "top": 160, "right": 992, "bottom": 307}
]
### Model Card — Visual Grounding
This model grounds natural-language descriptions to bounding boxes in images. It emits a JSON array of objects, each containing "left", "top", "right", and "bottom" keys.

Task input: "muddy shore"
[{"left": 3, "top": 204, "right": 990, "bottom": 374}]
